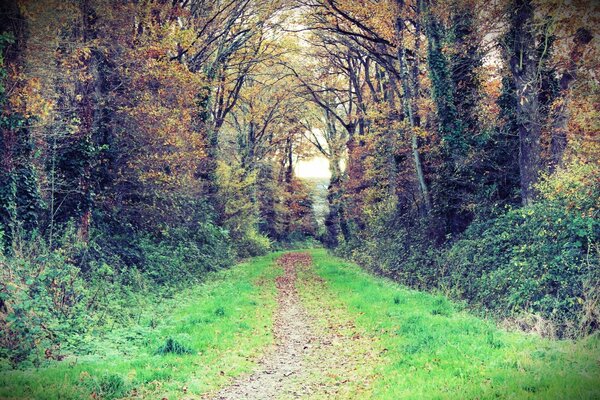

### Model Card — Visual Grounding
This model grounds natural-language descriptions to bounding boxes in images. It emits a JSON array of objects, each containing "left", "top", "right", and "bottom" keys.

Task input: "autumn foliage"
[{"left": 0, "top": 0, "right": 598, "bottom": 365}]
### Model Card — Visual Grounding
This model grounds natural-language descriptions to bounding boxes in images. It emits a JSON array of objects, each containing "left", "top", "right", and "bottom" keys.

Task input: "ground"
[
  {"left": 1, "top": 249, "right": 599, "bottom": 399},
  {"left": 212, "top": 253, "right": 378, "bottom": 400}
]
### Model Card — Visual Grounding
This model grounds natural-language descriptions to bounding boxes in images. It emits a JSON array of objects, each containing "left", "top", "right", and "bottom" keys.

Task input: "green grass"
[
  {"left": 305, "top": 248, "right": 600, "bottom": 399},
  {"left": 0, "top": 253, "right": 282, "bottom": 400},
  {"left": 2, "top": 249, "right": 599, "bottom": 399}
]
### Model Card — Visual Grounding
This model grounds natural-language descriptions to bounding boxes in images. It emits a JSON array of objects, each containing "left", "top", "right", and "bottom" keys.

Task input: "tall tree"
[
  {"left": 507, "top": 0, "right": 543, "bottom": 205},
  {"left": 395, "top": 0, "right": 432, "bottom": 215}
]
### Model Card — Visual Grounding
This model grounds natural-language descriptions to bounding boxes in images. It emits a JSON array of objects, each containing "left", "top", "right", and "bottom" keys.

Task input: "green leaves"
[{"left": 445, "top": 190, "right": 598, "bottom": 336}]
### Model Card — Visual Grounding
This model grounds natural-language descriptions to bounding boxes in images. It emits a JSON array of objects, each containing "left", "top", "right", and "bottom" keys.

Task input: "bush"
[
  {"left": 234, "top": 228, "right": 271, "bottom": 258},
  {"left": 337, "top": 204, "right": 441, "bottom": 291},
  {"left": 444, "top": 161, "right": 599, "bottom": 336},
  {"left": 0, "top": 236, "right": 89, "bottom": 365},
  {"left": 139, "top": 223, "right": 233, "bottom": 284},
  {"left": 445, "top": 202, "right": 597, "bottom": 332},
  {"left": 0, "top": 216, "right": 234, "bottom": 366},
  {"left": 343, "top": 160, "right": 598, "bottom": 338}
]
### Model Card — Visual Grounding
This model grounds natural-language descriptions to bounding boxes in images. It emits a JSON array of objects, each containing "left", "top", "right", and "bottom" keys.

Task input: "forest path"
[{"left": 210, "top": 252, "right": 377, "bottom": 400}]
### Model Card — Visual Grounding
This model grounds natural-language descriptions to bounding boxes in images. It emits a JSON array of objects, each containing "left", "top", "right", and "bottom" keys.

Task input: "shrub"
[
  {"left": 0, "top": 217, "right": 233, "bottom": 366},
  {"left": 0, "top": 237, "right": 89, "bottom": 365},
  {"left": 444, "top": 161, "right": 599, "bottom": 336},
  {"left": 338, "top": 207, "right": 441, "bottom": 291},
  {"left": 344, "top": 160, "right": 598, "bottom": 338},
  {"left": 234, "top": 228, "right": 271, "bottom": 258},
  {"left": 138, "top": 223, "right": 233, "bottom": 284}
]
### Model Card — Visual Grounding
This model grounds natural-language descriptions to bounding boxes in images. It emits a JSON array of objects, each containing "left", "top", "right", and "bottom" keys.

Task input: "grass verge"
[
  {"left": 306, "top": 248, "right": 600, "bottom": 399},
  {"left": 0, "top": 253, "right": 281, "bottom": 400}
]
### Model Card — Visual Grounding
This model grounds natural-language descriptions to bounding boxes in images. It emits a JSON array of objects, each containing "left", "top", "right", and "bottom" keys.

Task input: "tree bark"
[
  {"left": 509, "top": 0, "right": 542, "bottom": 205},
  {"left": 0, "top": 0, "right": 21, "bottom": 250},
  {"left": 395, "top": 0, "right": 432, "bottom": 215},
  {"left": 325, "top": 156, "right": 342, "bottom": 248},
  {"left": 74, "top": 0, "right": 99, "bottom": 243},
  {"left": 0, "top": 0, "right": 42, "bottom": 248}
]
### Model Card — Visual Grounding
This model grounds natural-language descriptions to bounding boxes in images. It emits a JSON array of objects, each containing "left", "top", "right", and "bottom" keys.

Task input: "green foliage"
[
  {"left": 338, "top": 205, "right": 441, "bottom": 291},
  {"left": 0, "top": 216, "right": 233, "bottom": 365},
  {"left": 0, "top": 118, "right": 43, "bottom": 251},
  {"left": 137, "top": 223, "right": 233, "bottom": 284},
  {"left": 215, "top": 162, "right": 273, "bottom": 258},
  {"left": 0, "top": 31, "right": 42, "bottom": 249},
  {"left": 344, "top": 161, "right": 598, "bottom": 337},
  {"left": 15, "top": 158, "right": 43, "bottom": 233},
  {"left": 445, "top": 202, "right": 596, "bottom": 332},
  {"left": 234, "top": 228, "right": 272, "bottom": 258},
  {"left": 155, "top": 337, "right": 193, "bottom": 355},
  {"left": 0, "top": 35, "right": 18, "bottom": 250},
  {"left": 425, "top": 15, "right": 462, "bottom": 147},
  {"left": 444, "top": 161, "right": 599, "bottom": 336},
  {"left": 0, "top": 237, "right": 89, "bottom": 365},
  {"left": 0, "top": 167, "right": 16, "bottom": 251}
]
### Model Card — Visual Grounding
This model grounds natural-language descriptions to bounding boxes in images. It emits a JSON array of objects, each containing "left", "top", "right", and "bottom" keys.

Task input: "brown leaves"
[{"left": 276, "top": 252, "right": 313, "bottom": 269}]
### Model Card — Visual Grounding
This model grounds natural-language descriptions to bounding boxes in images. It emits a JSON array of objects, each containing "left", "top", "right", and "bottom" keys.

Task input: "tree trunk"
[
  {"left": 0, "top": 0, "right": 42, "bottom": 249},
  {"left": 395, "top": 0, "right": 432, "bottom": 214},
  {"left": 0, "top": 0, "right": 20, "bottom": 250},
  {"left": 325, "top": 151, "right": 344, "bottom": 247},
  {"left": 509, "top": 0, "right": 542, "bottom": 205},
  {"left": 75, "top": 0, "right": 99, "bottom": 243}
]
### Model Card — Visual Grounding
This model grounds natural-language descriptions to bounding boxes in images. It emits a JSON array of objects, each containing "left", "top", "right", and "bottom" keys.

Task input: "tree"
[
  {"left": 506, "top": 0, "right": 544, "bottom": 205},
  {"left": 0, "top": 0, "right": 43, "bottom": 250}
]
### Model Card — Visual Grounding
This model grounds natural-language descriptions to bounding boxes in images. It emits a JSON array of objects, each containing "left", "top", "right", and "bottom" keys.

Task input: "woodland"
[{"left": 0, "top": 0, "right": 599, "bottom": 398}]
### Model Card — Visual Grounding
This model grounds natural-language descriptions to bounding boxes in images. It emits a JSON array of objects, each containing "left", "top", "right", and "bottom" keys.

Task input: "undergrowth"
[
  {"left": 0, "top": 253, "right": 281, "bottom": 399},
  {"left": 339, "top": 161, "right": 599, "bottom": 337}
]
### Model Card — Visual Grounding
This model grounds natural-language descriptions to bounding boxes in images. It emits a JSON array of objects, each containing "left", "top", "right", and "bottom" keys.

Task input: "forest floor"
[{"left": 1, "top": 249, "right": 599, "bottom": 399}]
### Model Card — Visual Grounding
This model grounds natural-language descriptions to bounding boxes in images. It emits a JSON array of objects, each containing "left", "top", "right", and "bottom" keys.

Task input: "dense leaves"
[
  {"left": 0, "top": 0, "right": 314, "bottom": 364},
  {"left": 0, "top": 0, "right": 598, "bottom": 367},
  {"left": 302, "top": 0, "right": 599, "bottom": 337}
]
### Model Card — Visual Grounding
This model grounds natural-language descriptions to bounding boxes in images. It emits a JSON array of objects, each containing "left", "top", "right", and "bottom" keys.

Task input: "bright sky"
[{"left": 295, "top": 156, "right": 331, "bottom": 179}]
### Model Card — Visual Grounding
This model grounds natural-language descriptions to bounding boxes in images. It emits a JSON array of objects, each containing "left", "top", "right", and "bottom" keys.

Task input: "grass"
[
  {"left": 304, "top": 248, "right": 600, "bottom": 399},
  {"left": 2, "top": 249, "right": 599, "bottom": 399},
  {"left": 0, "top": 253, "right": 282, "bottom": 400}
]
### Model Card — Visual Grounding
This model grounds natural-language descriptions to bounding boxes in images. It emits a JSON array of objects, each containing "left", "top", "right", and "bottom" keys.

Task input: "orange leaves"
[
  {"left": 331, "top": 0, "right": 397, "bottom": 43},
  {"left": 15, "top": 77, "right": 54, "bottom": 121},
  {"left": 94, "top": 2, "right": 211, "bottom": 200}
]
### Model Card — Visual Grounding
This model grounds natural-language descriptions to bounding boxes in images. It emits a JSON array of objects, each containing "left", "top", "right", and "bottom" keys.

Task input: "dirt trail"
[{"left": 211, "top": 253, "right": 316, "bottom": 400}]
